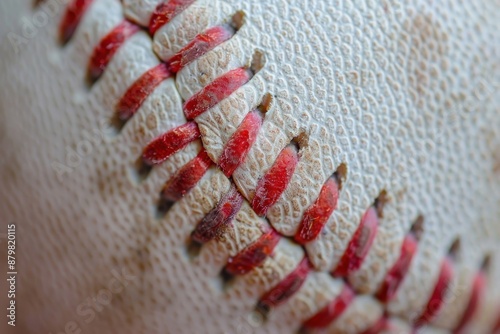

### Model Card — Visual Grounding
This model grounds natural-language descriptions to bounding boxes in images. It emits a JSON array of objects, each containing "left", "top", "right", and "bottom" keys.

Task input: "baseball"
[{"left": 0, "top": 0, "right": 499, "bottom": 333}]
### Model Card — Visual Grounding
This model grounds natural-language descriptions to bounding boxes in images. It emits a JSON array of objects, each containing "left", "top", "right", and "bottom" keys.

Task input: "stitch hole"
[
  {"left": 156, "top": 197, "right": 175, "bottom": 218},
  {"left": 230, "top": 10, "right": 246, "bottom": 31},
  {"left": 85, "top": 73, "right": 96, "bottom": 87},
  {"left": 250, "top": 49, "right": 266, "bottom": 74},
  {"left": 185, "top": 238, "right": 203, "bottom": 260},
  {"left": 258, "top": 93, "right": 274, "bottom": 114},
  {"left": 132, "top": 156, "right": 153, "bottom": 182},
  {"left": 481, "top": 254, "right": 492, "bottom": 273},
  {"left": 334, "top": 163, "right": 348, "bottom": 190},
  {"left": 255, "top": 304, "right": 270, "bottom": 323},
  {"left": 374, "top": 190, "right": 389, "bottom": 218},
  {"left": 410, "top": 215, "right": 425, "bottom": 241},
  {"left": 109, "top": 113, "right": 126, "bottom": 133},
  {"left": 292, "top": 132, "right": 308, "bottom": 151},
  {"left": 448, "top": 237, "right": 461, "bottom": 261},
  {"left": 218, "top": 268, "right": 236, "bottom": 291}
]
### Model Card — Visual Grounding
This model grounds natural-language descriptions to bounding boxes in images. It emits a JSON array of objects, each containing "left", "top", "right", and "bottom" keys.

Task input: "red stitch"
[
  {"left": 225, "top": 229, "right": 281, "bottom": 276},
  {"left": 252, "top": 145, "right": 299, "bottom": 216},
  {"left": 415, "top": 257, "right": 454, "bottom": 326},
  {"left": 161, "top": 150, "right": 212, "bottom": 202},
  {"left": 183, "top": 68, "right": 252, "bottom": 120},
  {"left": 453, "top": 271, "right": 486, "bottom": 333},
  {"left": 88, "top": 20, "right": 140, "bottom": 82},
  {"left": 168, "top": 26, "right": 234, "bottom": 73},
  {"left": 143, "top": 122, "right": 200, "bottom": 166},
  {"left": 192, "top": 185, "right": 243, "bottom": 243},
  {"left": 258, "top": 257, "right": 310, "bottom": 310},
  {"left": 117, "top": 63, "right": 172, "bottom": 121},
  {"left": 303, "top": 284, "right": 355, "bottom": 329},
  {"left": 149, "top": 0, "right": 196, "bottom": 35},
  {"left": 59, "top": 0, "right": 94, "bottom": 44},
  {"left": 219, "top": 111, "right": 263, "bottom": 177},
  {"left": 333, "top": 206, "right": 379, "bottom": 277},
  {"left": 377, "top": 234, "right": 418, "bottom": 302},
  {"left": 295, "top": 176, "right": 339, "bottom": 244},
  {"left": 360, "top": 317, "right": 389, "bottom": 334}
]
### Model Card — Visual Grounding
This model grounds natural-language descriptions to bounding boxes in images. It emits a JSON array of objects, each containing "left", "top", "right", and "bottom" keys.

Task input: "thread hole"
[
  {"left": 110, "top": 113, "right": 127, "bottom": 133},
  {"left": 481, "top": 254, "right": 492, "bottom": 273},
  {"left": 133, "top": 157, "right": 153, "bottom": 182},
  {"left": 230, "top": 11, "right": 246, "bottom": 31},
  {"left": 250, "top": 49, "right": 266, "bottom": 74},
  {"left": 374, "top": 190, "right": 389, "bottom": 218},
  {"left": 292, "top": 132, "right": 309, "bottom": 150},
  {"left": 334, "top": 163, "right": 348, "bottom": 190},
  {"left": 156, "top": 196, "right": 175, "bottom": 218},
  {"left": 448, "top": 238, "right": 461, "bottom": 261},
  {"left": 85, "top": 73, "right": 98, "bottom": 88},
  {"left": 186, "top": 238, "right": 202, "bottom": 260},
  {"left": 255, "top": 303, "right": 270, "bottom": 322},
  {"left": 258, "top": 93, "right": 273, "bottom": 114},
  {"left": 219, "top": 268, "right": 236, "bottom": 290},
  {"left": 410, "top": 215, "right": 425, "bottom": 241}
]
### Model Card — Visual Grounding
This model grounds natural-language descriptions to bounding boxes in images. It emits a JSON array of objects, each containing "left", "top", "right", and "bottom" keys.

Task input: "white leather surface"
[{"left": 0, "top": 0, "right": 499, "bottom": 333}]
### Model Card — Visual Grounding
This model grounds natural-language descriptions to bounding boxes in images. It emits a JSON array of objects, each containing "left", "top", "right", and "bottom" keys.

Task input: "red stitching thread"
[
  {"left": 415, "top": 257, "right": 454, "bottom": 326},
  {"left": 225, "top": 229, "right": 281, "bottom": 276},
  {"left": 118, "top": 25, "right": 234, "bottom": 120},
  {"left": 376, "top": 233, "right": 418, "bottom": 302},
  {"left": 257, "top": 257, "right": 310, "bottom": 310},
  {"left": 117, "top": 63, "right": 172, "bottom": 121},
  {"left": 59, "top": 0, "right": 94, "bottom": 44},
  {"left": 302, "top": 284, "right": 354, "bottom": 329},
  {"left": 161, "top": 150, "right": 213, "bottom": 202},
  {"left": 333, "top": 206, "right": 379, "bottom": 277},
  {"left": 295, "top": 176, "right": 339, "bottom": 244},
  {"left": 168, "top": 25, "right": 235, "bottom": 73},
  {"left": 192, "top": 184, "right": 243, "bottom": 243},
  {"left": 88, "top": 20, "right": 140, "bottom": 82},
  {"left": 149, "top": 0, "right": 196, "bottom": 35},
  {"left": 219, "top": 110, "right": 263, "bottom": 177},
  {"left": 184, "top": 68, "right": 253, "bottom": 120},
  {"left": 453, "top": 270, "right": 485, "bottom": 333},
  {"left": 142, "top": 122, "right": 200, "bottom": 166},
  {"left": 251, "top": 145, "right": 299, "bottom": 216}
]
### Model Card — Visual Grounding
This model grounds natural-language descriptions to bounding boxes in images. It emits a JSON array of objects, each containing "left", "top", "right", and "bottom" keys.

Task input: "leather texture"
[{"left": 0, "top": 0, "right": 499, "bottom": 333}]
